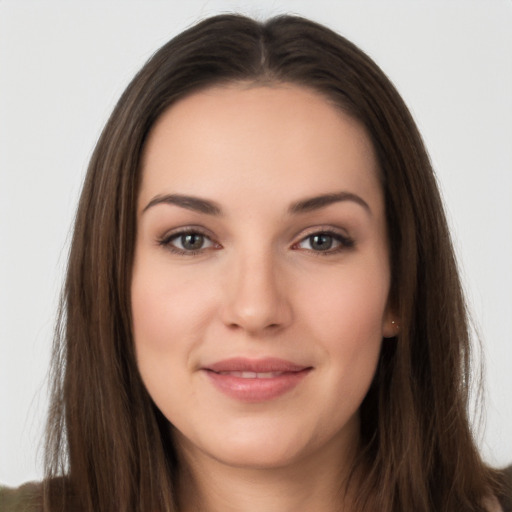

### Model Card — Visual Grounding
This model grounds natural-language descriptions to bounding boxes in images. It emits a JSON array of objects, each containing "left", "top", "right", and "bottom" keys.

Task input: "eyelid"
[
  {"left": 294, "top": 224, "right": 350, "bottom": 239},
  {"left": 157, "top": 226, "right": 221, "bottom": 255},
  {"left": 156, "top": 224, "right": 354, "bottom": 256},
  {"left": 291, "top": 226, "right": 355, "bottom": 254}
]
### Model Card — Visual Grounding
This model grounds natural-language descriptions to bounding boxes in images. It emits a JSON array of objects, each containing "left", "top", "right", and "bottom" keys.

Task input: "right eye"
[{"left": 158, "top": 230, "right": 218, "bottom": 255}]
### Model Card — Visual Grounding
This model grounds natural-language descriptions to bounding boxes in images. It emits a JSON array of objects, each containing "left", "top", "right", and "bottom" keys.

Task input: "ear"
[{"left": 382, "top": 305, "right": 400, "bottom": 339}]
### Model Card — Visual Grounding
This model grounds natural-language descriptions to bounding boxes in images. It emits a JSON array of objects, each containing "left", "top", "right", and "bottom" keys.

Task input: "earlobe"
[{"left": 382, "top": 317, "right": 400, "bottom": 339}]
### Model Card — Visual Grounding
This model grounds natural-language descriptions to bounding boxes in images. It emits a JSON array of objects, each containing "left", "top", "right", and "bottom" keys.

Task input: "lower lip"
[{"left": 204, "top": 369, "right": 311, "bottom": 403}]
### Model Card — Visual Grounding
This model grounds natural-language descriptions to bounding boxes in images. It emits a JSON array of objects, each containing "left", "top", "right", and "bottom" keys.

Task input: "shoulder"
[
  {"left": 497, "top": 464, "right": 512, "bottom": 512},
  {"left": 0, "top": 481, "right": 43, "bottom": 512}
]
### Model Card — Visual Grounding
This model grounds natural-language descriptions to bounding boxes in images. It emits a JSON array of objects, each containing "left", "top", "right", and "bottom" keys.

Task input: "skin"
[{"left": 131, "top": 83, "right": 397, "bottom": 512}]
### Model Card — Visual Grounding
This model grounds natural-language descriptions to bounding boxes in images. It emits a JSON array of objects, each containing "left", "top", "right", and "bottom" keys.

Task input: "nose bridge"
[{"left": 222, "top": 244, "right": 292, "bottom": 333}]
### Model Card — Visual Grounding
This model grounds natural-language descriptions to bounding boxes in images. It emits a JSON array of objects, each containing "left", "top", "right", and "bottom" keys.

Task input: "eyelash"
[
  {"left": 157, "top": 227, "right": 355, "bottom": 256},
  {"left": 292, "top": 229, "right": 355, "bottom": 256},
  {"left": 157, "top": 228, "right": 218, "bottom": 256}
]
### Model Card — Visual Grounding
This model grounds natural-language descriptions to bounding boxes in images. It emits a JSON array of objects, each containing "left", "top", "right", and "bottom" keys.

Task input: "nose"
[{"left": 220, "top": 251, "right": 293, "bottom": 335}]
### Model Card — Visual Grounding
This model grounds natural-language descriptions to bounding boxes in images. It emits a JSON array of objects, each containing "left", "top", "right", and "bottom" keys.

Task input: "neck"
[{"left": 176, "top": 434, "right": 360, "bottom": 512}]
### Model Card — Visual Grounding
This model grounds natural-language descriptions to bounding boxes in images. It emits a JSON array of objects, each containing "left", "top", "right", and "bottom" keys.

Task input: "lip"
[{"left": 202, "top": 357, "right": 312, "bottom": 403}]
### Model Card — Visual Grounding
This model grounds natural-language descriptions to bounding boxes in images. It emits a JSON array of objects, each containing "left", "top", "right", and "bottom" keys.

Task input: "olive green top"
[
  {"left": 1, "top": 467, "right": 511, "bottom": 512},
  {"left": 0, "top": 482, "right": 42, "bottom": 512}
]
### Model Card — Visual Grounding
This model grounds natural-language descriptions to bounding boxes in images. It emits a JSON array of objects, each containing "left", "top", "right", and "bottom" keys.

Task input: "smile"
[
  {"left": 217, "top": 371, "right": 287, "bottom": 378},
  {"left": 202, "top": 358, "right": 312, "bottom": 402}
]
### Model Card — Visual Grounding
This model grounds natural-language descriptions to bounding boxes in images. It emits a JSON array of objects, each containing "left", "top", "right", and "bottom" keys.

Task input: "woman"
[{"left": 1, "top": 13, "right": 510, "bottom": 512}]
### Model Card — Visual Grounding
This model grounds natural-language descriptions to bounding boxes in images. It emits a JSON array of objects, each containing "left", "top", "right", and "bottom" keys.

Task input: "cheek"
[
  {"left": 299, "top": 257, "right": 389, "bottom": 334},
  {"left": 297, "top": 258, "right": 389, "bottom": 378},
  {"left": 131, "top": 276, "right": 175, "bottom": 354},
  {"left": 130, "top": 262, "right": 211, "bottom": 419},
  {"left": 131, "top": 260, "right": 216, "bottom": 354}
]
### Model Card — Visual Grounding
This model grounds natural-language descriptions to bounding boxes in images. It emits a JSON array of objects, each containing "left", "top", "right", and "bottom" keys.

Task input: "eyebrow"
[
  {"left": 288, "top": 192, "right": 371, "bottom": 215},
  {"left": 142, "top": 191, "right": 371, "bottom": 216},
  {"left": 142, "top": 194, "right": 222, "bottom": 215}
]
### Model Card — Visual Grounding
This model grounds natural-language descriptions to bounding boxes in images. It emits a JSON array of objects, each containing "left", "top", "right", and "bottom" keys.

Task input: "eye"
[
  {"left": 158, "top": 230, "right": 218, "bottom": 255},
  {"left": 294, "top": 231, "right": 354, "bottom": 254}
]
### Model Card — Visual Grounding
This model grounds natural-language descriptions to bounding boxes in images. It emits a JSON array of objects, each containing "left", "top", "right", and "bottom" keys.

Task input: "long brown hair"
[{"left": 45, "top": 14, "right": 503, "bottom": 512}]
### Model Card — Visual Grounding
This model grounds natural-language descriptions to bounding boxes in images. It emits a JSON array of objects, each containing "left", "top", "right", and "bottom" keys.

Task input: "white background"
[{"left": 1, "top": 0, "right": 511, "bottom": 486}]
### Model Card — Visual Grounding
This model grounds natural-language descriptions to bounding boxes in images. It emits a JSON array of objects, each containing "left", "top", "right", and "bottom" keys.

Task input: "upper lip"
[{"left": 204, "top": 357, "right": 311, "bottom": 373}]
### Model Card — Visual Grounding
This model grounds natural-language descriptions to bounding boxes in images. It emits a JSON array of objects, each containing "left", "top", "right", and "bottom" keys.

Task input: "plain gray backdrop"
[{"left": 1, "top": 0, "right": 511, "bottom": 486}]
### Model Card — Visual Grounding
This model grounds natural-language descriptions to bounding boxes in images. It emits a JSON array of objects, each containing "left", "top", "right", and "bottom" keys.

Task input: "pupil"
[
  {"left": 311, "top": 234, "right": 333, "bottom": 251},
  {"left": 182, "top": 233, "right": 203, "bottom": 250}
]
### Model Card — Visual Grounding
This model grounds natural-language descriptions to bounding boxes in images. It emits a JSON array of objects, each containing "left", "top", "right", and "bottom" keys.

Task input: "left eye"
[{"left": 295, "top": 232, "right": 353, "bottom": 252}]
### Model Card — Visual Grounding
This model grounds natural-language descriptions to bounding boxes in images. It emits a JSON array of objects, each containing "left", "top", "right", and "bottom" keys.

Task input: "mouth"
[
  {"left": 215, "top": 371, "right": 292, "bottom": 378},
  {"left": 202, "top": 358, "right": 312, "bottom": 402}
]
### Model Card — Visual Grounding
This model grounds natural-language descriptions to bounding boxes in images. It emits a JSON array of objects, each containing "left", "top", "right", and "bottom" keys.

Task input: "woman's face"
[{"left": 132, "top": 84, "right": 396, "bottom": 470}]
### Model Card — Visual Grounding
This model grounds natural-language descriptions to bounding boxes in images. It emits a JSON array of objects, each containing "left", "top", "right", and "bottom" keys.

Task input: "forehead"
[{"left": 139, "top": 83, "right": 382, "bottom": 214}]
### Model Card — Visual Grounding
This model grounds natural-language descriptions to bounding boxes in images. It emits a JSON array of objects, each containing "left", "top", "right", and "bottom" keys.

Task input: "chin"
[
  {"left": 173, "top": 413, "right": 354, "bottom": 472},
  {"left": 208, "top": 441, "right": 310, "bottom": 470}
]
